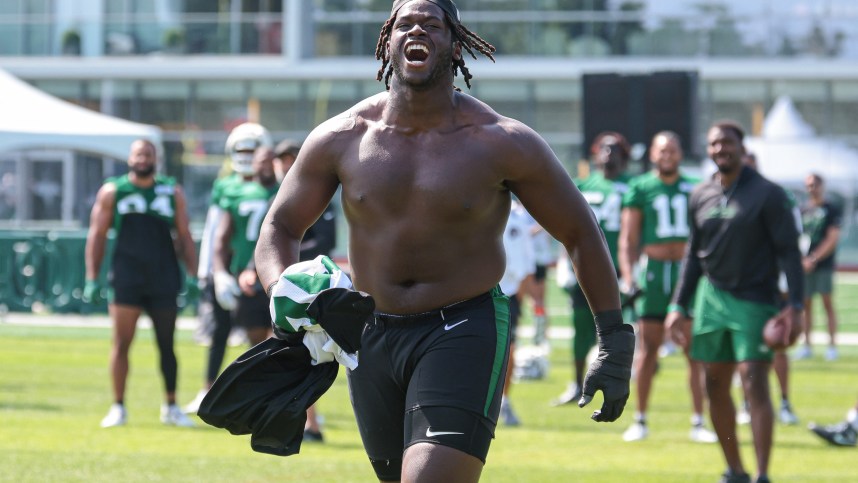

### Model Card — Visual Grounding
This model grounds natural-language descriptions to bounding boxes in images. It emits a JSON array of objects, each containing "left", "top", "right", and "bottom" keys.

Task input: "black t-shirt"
[
  {"left": 672, "top": 166, "right": 804, "bottom": 309},
  {"left": 300, "top": 203, "right": 337, "bottom": 261},
  {"left": 801, "top": 201, "right": 842, "bottom": 270}
]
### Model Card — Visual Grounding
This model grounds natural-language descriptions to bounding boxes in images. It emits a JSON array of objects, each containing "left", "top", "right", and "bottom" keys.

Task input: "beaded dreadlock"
[{"left": 374, "top": 6, "right": 496, "bottom": 91}]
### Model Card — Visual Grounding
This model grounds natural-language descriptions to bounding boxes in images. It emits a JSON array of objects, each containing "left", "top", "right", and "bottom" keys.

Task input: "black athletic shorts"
[
  {"left": 110, "top": 255, "right": 180, "bottom": 309},
  {"left": 234, "top": 289, "right": 271, "bottom": 330},
  {"left": 534, "top": 264, "right": 547, "bottom": 282},
  {"left": 347, "top": 287, "right": 511, "bottom": 481},
  {"left": 508, "top": 293, "right": 521, "bottom": 344}
]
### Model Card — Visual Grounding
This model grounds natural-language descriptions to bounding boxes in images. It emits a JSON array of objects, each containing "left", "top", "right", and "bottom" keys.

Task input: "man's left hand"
[
  {"left": 82, "top": 279, "right": 103, "bottom": 305},
  {"left": 238, "top": 269, "right": 258, "bottom": 296},
  {"left": 578, "top": 324, "right": 634, "bottom": 422}
]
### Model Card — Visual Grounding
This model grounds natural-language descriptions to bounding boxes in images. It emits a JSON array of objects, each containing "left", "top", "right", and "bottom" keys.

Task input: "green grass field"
[{"left": 1, "top": 278, "right": 856, "bottom": 482}]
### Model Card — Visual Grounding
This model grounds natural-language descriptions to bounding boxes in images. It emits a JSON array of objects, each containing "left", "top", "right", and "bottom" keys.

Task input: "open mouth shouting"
[{"left": 405, "top": 42, "right": 430, "bottom": 66}]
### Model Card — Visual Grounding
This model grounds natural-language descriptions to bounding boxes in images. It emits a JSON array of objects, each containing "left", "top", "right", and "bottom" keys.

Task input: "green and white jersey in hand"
[{"left": 269, "top": 255, "right": 358, "bottom": 368}]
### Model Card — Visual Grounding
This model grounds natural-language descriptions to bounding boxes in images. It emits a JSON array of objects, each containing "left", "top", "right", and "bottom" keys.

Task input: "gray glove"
[{"left": 578, "top": 324, "right": 635, "bottom": 422}]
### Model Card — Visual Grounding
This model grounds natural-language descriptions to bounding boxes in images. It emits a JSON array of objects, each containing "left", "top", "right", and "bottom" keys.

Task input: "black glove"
[
  {"left": 578, "top": 323, "right": 635, "bottom": 422},
  {"left": 305, "top": 288, "right": 375, "bottom": 354}
]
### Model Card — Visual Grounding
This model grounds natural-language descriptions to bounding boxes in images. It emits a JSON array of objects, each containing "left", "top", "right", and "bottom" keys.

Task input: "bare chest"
[{"left": 340, "top": 129, "right": 504, "bottom": 220}]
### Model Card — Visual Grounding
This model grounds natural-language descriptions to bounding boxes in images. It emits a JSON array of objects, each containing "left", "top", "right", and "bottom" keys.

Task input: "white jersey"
[
  {"left": 523, "top": 209, "right": 555, "bottom": 265},
  {"left": 197, "top": 204, "right": 223, "bottom": 280},
  {"left": 500, "top": 202, "right": 536, "bottom": 296}
]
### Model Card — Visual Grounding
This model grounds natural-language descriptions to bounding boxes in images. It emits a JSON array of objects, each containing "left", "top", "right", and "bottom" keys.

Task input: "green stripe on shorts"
[{"left": 485, "top": 286, "right": 510, "bottom": 417}]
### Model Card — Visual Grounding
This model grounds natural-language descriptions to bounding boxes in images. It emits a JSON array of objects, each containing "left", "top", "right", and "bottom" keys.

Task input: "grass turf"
[{"left": 1, "top": 278, "right": 856, "bottom": 482}]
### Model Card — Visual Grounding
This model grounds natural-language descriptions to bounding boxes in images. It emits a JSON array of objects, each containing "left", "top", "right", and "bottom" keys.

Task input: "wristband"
[
  {"left": 593, "top": 309, "right": 624, "bottom": 335},
  {"left": 266, "top": 280, "right": 278, "bottom": 297},
  {"left": 667, "top": 303, "right": 687, "bottom": 317}
]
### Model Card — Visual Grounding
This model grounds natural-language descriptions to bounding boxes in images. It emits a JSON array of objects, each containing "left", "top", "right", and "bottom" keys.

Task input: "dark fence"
[{"left": 0, "top": 230, "right": 198, "bottom": 314}]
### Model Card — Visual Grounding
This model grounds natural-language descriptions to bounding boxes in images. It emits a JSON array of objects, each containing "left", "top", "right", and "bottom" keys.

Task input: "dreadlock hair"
[{"left": 374, "top": 10, "right": 496, "bottom": 91}]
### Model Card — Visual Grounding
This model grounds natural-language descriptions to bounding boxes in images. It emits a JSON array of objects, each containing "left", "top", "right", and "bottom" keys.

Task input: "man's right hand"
[
  {"left": 213, "top": 271, "right": 240, "bottom": 310},
  {"left": 578, "top": 324, "right": 635, "bottom": 422},
  {"left": 665, "top": 311, "right": 689, "bottom": 349},
  {"left": 82, "top": 279, "right": 103, "bottom": 305}
]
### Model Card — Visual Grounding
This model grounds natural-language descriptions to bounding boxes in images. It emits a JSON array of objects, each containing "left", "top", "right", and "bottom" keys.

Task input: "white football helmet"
[{"left": 225, "top": 122, "right": 272, "bottom": 175}]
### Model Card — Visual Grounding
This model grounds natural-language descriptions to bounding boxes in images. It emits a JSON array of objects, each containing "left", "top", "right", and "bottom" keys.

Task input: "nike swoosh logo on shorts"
[
  {"left": 426, "top": 428, "right": 464, "bottom": 437},
  {"left": 443, "top": 319, "right": 469, "bottom": 331}
]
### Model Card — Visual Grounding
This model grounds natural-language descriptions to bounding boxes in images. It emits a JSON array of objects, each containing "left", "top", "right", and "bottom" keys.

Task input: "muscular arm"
[
  {"left": 173, "top": 185, "right": 198, "bottom": 276},
  {"left": 256, "top": 123, "right": 342, "bottom": 294},
  {"left": 502, "top": 122, "right": 620, "bottom": 317},
  {"left": 85, "top": 184, "right": 116, "bottom": 280},
  {"left": 618, "top": 207, "right": 642, "bottom": 290}
]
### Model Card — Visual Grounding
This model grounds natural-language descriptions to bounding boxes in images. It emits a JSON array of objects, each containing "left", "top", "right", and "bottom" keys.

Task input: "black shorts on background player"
[
  {"left": 234, "top": 288, "right": 271, "bottom": 330},
  {"left": 110, "top": 214, "right": 181, "bottom": 308}
]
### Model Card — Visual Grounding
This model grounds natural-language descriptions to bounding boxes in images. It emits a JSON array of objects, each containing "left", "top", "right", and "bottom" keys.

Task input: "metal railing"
[{"left": 1, "top": 8, "right": 856, "bottom": 59}]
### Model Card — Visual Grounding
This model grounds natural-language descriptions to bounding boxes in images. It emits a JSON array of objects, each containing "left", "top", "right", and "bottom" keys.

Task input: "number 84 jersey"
[
  {"left": 112, "top": 174, "right": 177, "bottom": 229},
  {"left": 623, "top": 171, "right": 699, "bottom": 245}
]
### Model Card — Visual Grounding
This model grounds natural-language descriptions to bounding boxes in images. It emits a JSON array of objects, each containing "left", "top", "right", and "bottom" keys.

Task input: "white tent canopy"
[
  {"left": 0, "top": 68, "right": 161, "bottom": 159},
  {"left": 745, "top": 96, "right": 858, "bottom": 195}
]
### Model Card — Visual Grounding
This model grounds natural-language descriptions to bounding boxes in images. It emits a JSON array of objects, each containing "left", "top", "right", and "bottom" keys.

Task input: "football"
[{"left": 763, "top": 312, "right": 798, "bottom": 350}]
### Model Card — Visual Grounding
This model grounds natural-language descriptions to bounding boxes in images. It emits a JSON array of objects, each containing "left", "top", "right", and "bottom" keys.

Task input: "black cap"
[{"left": 274, "top": 139, "right": 300, "bottom": 158}]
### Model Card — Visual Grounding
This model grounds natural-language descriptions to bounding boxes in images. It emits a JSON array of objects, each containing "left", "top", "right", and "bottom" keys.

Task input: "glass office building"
[{"left": 1, "top": 0, "right": 857, "bottom": 261}]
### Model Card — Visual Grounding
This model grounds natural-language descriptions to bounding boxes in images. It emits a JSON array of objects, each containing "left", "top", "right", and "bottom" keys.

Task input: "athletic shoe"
[
  {"left": 779, "top": 403, "right": 799, "bottom": 425},
  {"left": 793, "top": 345, "right": 812, "bottom": 360},
  {"left": 303, "top": 429, "right": 324, "bottom": 443},
  {"left": 689, "top": 424, "right": 718, "bottom": 443},
  {"left": 658, "top": 341, "right": 678, "bottom": 358},
  {"left": 183, "top": 389, "right": 208, "bottom": 415},
  {"left": 551, "top": 383, "right": 581, "bottom": 407},
  {"left": 100, "top": 403, "right": 127, "bottom": 428},
  {"left": 718, "top": 471, "right": 751, "bottom": 483},
  {"left": 808, "top": 421, "right": 857, "bottom": 447},
  {"left": 755, "top": 476, "right": 771, "bottom": 483},
  {"left": 622, "top": 422, "right": 648, "bottom": 442},
  {"left": 227, "top": 328, "right": 248, "bottom": 347},
  {"left": 825, "top": 346, "right": 838, "bottom": 361},
  {"left": 500, "top": 400, "right": 521, "bottom": 427},
  {"left": 161, "top": 403, "right": 196, "bottom": 427}
]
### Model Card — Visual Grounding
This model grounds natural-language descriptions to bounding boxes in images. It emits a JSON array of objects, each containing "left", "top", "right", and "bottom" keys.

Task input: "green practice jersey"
[
  {"left": 108, "top": 174, "right": 179, "bottom": 268},
  {"left": 219, "top": 181, "right": 279, "bottom": 274},
  {"left": 575, "top": 171, "right": 632, "bottom": 269},
  {"left": 623, "top": 171, "right": 699, "bottom": 246},
  {"left": 111, "top": 174, "right": 177, "bottom": 231},
  {"left": 209, "top": 173, "right": 243, "bottom": 207}
]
